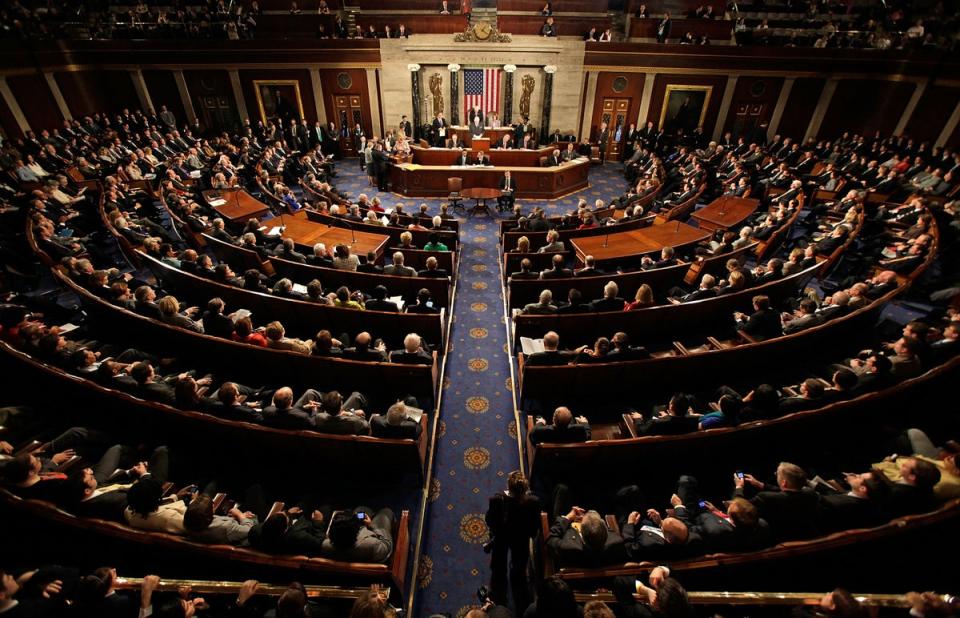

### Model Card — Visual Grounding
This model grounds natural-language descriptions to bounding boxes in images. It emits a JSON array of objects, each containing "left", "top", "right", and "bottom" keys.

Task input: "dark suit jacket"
[
  {"left": 742, "top": 487, "right": 820, "bottom": 541},
  {"left": 137, "top": 381, "right": 177, "bottom": 406},
  {"left": 540, "top": 267, "right": 574, "bottom": 279},
  {"left": 202, "top": 311, "right": 235, "bottom": 339},
  {"left": 75, "top": 487, "right": 129, "bottom": 521},
  {"left": 547, "top": 516, "right": 626, "bottom": 567},
  {"left": 693, "top": 510, "right": 772, "bottom": 552},
  {"left": 389, "top": 350, "right": 433, "bottom": 365},
  {"left": 525, "top": 350, "right": 574, "bottom": 366},
  {"left": 885, "top": 483, "right": 936, "bottom": 518},
  {"left": 635, "top": 414, "right": 698, "bottom": 436},
  {"left": 817, "top": 493, "right": 883, "bottom": 532},
  {"left": 418, "top": 268, "right": 449, "bottom": 278},
  {"left": 528, "top": 423, "right": 591, "bottom": 446},
  {"left": 249, "top": 516, "right": 326, "bottom": 556},
  {"left": 365, "top": 299, "right": 400, "bottom": 312},
  {"left": 313, "top": 412, "right": 370, "bottom": 435},
  {"left": 370, "top": 414, "right": 421, "bottom": 439},
  {"left": 622, "top": 518, "right": 700, "bottom": 561},
  {"left": 588, "top": 297, "right": 625, "bottom": 312},
  {"left": 738, "top": 308, "right": 783, "bottom": 339},
  {"left": 261, "top": 406, "right": 316, "bottom": 430}
]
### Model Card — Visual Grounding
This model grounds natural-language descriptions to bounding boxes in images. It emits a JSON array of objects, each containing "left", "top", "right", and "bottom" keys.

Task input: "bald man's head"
[{"left": 553, "top": 406, "right": 573, "bottom": 427}]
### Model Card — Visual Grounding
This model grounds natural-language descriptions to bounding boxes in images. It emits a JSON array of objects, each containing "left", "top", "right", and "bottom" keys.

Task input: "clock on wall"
[
  {"left": 612, "top": 76, "right": 628, "bottom": 93},
  {"left": 337, "top": 72, "right": 352, "bottom": 90}
]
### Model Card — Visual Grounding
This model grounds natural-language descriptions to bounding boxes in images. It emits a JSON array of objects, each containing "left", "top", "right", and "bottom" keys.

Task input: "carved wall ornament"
[
  {"left": 429, "top": 72, "right": 444, "bottom": 117},
  {"left": 454, "top": 22, "right": 512, "bottom": 42},
  {"left": 519, "top": 74, "right": 536, "bottom": 119}
]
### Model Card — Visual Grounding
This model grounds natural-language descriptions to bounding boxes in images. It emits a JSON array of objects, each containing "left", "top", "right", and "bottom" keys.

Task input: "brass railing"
[
  {"left": 112, "top": 577, "right": 387, "bottom": 601},
  {"left": 573, "top": 591, "right": 947, "bottom": 607}
]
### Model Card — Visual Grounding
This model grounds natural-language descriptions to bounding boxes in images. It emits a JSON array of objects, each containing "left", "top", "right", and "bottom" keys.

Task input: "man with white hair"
[
  {"left": 522, "top": 289, "right": 558, "bottom": 315},
  {"left": 588, "top": 281, "right": 624, "bottom": 311},
  {"left": 307, "top": 242, "right": 333, "bottom": 267},
  {"left": 525, "top": 331, "right": 587, "bottom": 366},
  {"left": 417, "top": 256, "right": 449, "bottom": 278},
  {"left": 772, "top": 179, "right": 803, "bottom": 206},
  {"left": 370, "top": 400, "right": 422, "bottom": 439},
  {"left": 389, "top": 333, "right": 432, "bottom": 365},
  {"left": 384, "top": 252, "right": 416, "bottom": 277}
]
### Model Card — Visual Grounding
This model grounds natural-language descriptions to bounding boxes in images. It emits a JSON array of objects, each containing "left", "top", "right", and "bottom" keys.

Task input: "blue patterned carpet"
[{"left": 329, "top": 161, "right": 629, "bottom": 617}]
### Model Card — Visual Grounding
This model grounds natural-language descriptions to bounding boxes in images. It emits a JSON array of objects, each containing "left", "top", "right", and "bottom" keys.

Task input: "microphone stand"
[{"left": 329, "top": 218, "right": 357, "bottom": 245}]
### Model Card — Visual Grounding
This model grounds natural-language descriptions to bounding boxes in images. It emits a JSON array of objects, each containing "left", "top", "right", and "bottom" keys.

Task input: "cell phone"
[
  {"left": 736, "top": 471, "right": 744, "bottom": 480},
  {"left": 356, "top": 512, "right": 366, "bottom": 520},
  {"left": 698, "top": 500, "right": 707, "bottom": 508}
]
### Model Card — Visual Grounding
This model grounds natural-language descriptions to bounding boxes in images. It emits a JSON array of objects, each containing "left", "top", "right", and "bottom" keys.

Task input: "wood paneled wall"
[
  {"left": 589, "top": 71, "right": 646, "bottom": 138},
  {"left": 818, "top": 79, "right": 914, "bottom": 139},
  {"left": 6, "top": 74, "right": 62, "bottom": 132},
  {"left": 646, "top": 73, "right": 727, "bottom": 134},
  {"left": 775, "top": 77, "right": 824, "bottom": 141},
  {"left": 142, "top": 70, "right": 187, "bottom": 122},
  {"left": 54, "top": 71, "right": 140, "bottom": 118},
  {"left": 239, "top": 69, "right": 318, "bottom": 125}
]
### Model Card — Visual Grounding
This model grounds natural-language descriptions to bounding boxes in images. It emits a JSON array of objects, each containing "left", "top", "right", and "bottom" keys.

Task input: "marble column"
[
  {"left": 767, "top": 77, "right": 795, "bottom": 140},
  {"left": 0, "top": 77, "right": 30, "bottom": 134},
  {"left": 409, "top": 64, "right": 422, "bottom": 141},
  {"left": 804, "top": 78, "right": 837, "bottom": 142},
  {"left": 129, "top": 69, "right": 155, "bottom": 116},
  {"left": 894, "top": 79, "right": 927, "bottom": 136},
  {"left": 43, "top": 72, "right": 71, "bottom": 121},
  {"left": 713, "top": 75, "right": 738, "bottom": 142},
  {"left": 449, "top": 64, "right": 461, "bottom": 126},
  {"left": 503, "top": 65, "right": 516, "bottom": 125},
  {"left": 540, "top": 65, "right": 556, "bottom": 145}
]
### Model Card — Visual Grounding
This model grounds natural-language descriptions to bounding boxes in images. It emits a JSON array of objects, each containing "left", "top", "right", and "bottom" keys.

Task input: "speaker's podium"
[{"left": 471, "top": 137, "right": 491, "bottom": 152}]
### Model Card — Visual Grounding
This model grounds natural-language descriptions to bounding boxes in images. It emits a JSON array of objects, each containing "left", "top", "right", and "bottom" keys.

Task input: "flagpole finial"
[
  {"left": 448, "top": 64, "right": 461, "bottom": 72},
  {"left": 543, "top": 65, "right": 558, "bottom": 74}
]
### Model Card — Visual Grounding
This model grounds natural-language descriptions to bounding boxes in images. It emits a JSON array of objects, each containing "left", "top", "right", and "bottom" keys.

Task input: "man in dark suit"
[
  {"left": 631, "top": 394, "right": 699, "bottom": 436},
  {"left": 312, "top": 390, "right": 370, "bottom": 435},
  {"left": 261, "top": 387, "right": 323, "bottom": 430},
  {"left": 129, "top": 362, "right": 178, "bottom": 406},
  {"left": 621, "top": 507, "right": 696, "bottom": 562},
  {"left": 529, "top": 406, "right": 591, "bottom": 445},
  {"left": 782, "top": 299, "right": 822, "bottom": 335},
  {"left": 883, "top": 456, "right": 940, "bottom": 517},
  {"left": 357, "top": 251, "right": 383, "bottom": 273},
  {"left": 671, "top": 476, "right": 772, "bottom": 552},
  {"left": 545, "top": 149, "right": 561, "bottom": 167},
  {"left": 547, "top": 507, "right": 626, "bottom": 568},
  {"left": 509, "top": 258, "right": 540, "bottom": 280},
  {"left": 418, "top": 256, "right": 449, "bottom": 278},
  {"left": 574, "top": 255, "right": 603, "bottom": 277},
  {"left": 817, "top": 471, "right": 889, "bottom": 532},
  {"left": 370, "top": 401, "right": 422, "bottom": 439},
  {"left": 525, "top": 331, "right": 584, "bottom": 366},
  {"left": 364, "top": 285, "right": 400, "bottom": 312},
  {"left": 273, "top": 238, "right": 308, "bottom": 263},
  {"left": 432, "top": 112, "right": 448, "bottom": 147},
  {"left": 596, "top": 121, "right": 609, "bottom": 161},
  {"left": 734, "top": 295, "right": 783, "bottom": 340},
  {"left": 734, "top": 462, "right": 820, "bottom": 541},
  {"left": 389, "top": 333, "right": 433, "bottom": 365},
  {"left": 475, "top": 151, "right": 491, "bottom": 166},
  {"left": 201, "top": 298, "right": 235, "bottom": 339},
  {"left": 399, "top": 115, "right": 413, "bottom": 139},
  {"left": 540, "top": 253, "right": 573, "bottom": 279},
  {"left": 456, "top": 149, "right": 471, "bottom": 166},
  {"left": 655, "top": 246, "right": 678, "bottom": 268},
  {"left": 344, "top": 332, "right": 389, "bottom": 362},
  {"left": 588, "top": 281, "right": 625, "bottom": 311},
  {"left": 66, "top": 444, "right": 169, "bottom": 522},
  {"left": 607, "top": 332, "right": 649, "bottom": 360}
]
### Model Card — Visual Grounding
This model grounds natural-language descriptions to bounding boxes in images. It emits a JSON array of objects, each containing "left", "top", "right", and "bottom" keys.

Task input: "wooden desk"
[
  {"left": 570, "top": 222, "right": 710, "bottom": 265},
  {"left": 462, "top": 187, "right": 501, "bottom": 218},
  {"left": 205, "top": 189, "right": 271, "bottom": 224},
  {"left": 411, "top": 145, "right": 553, "bottom": 167},
  {"left": 449, "top": 127, "right": 514, "bottom": 148},
  {"left": 278, "top": 212, "right": 390, "bottom": 259},
  {"left": 390, "top": 159, "right": 589, "bottom": 199},
  {"left": 690, "top": 196, "right": 759, "bottom": 233}
]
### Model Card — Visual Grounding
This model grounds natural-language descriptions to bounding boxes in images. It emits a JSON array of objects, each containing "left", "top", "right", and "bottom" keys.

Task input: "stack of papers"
[{"left": 208, "top": 198, "right": 227, "bottom": 207}]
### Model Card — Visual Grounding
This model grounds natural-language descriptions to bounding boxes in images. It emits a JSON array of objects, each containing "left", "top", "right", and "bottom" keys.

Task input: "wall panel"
[
  {"left": 818, "top": 79, "right": 913, "bottom": 139},
  {"left": 317, "top": 69, "right": 372, "bottom": 138},
  {"left": 776, "top": 77, "right": 823, "bottom": 141},
  {"left": 142, "top": 70, "right": 187, "bottom": 127},
  {"left": 722, "top": 75, "right": 783, "bottom": 138},
  {"left": 904, "top": 85, "right": 960, "bottom": 144},
  {"left": 646, "top": 73, "right": 728, "bottom": 137},
  {"left": 7, "top": 74, "right": 61, "bottom": 133},
  {"left": 238, "top": 69, "right": 317, "bottom": 126},
  {"left": 54, "top": 70, "right": 140, "bottom": 118},
  {"left": 183, "top": 69, "right": 238, "bottom": 132}
]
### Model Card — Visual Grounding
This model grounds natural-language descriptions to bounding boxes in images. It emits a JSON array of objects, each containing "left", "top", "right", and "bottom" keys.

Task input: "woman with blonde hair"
[{"left": 624, "top": 283, "right": 655, "bottom": 310}]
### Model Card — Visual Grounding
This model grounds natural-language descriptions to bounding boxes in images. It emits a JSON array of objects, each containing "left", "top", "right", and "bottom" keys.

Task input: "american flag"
[{"left": 463, "top": 68, "right": 500, "bottom": 120}]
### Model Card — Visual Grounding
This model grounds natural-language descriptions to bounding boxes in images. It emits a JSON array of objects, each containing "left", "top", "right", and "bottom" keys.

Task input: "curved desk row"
[
  {"left": 410, "top": 144, "right": 558, "bottom": 167},
  {"left": 389, "top": 159, "right": 590, "bottom": 199}
]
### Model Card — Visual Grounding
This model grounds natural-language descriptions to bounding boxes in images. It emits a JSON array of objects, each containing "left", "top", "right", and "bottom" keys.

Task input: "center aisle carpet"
[{"left": 327, "top": 162, "right": 627, "bottom": 617}]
